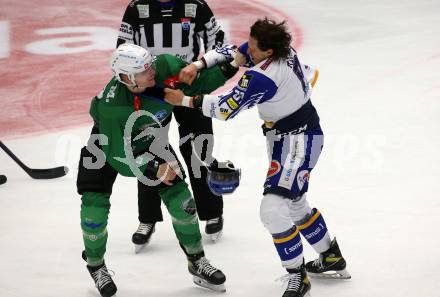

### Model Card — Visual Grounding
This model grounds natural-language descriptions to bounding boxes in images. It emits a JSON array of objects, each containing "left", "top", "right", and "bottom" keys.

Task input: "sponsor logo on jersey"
[
  {"left": 185, "top": 3, "right": 197, "bottom": 17},
  {"left": 239, "top": 74, "right": 252, "bottom": 89},
  {"left": 210, "top": 102, "right": 216, "bottom": 118},
  {"left": 219, "top": 107, "right": 231, "bottom": 119},
  {"left": 137, "top": 5, "right": 149, "bottom": 18},
  {"left": 284, "top": 168, "right": 293, "bottom": 182},
  {"left": 154, "top": 110, "right": 168, "bottom": 121},
  {"left": 296, "top": 170, "right": 309, "bottom": 190},
  {"left": 119, "top": 22, "right": 132, "bottom": 34},
  {"left": 181, "top": 18, "right": 191, "bottom": 31},
  {"left": 267, "top": 160, "right": 281, "bottom": 178},
  {"left": 176, "top": 53, "right": 189, "bottom": 61},
  {"left": 226, "top": 97, "right": 238, "bottom": 110},
  {"left": 119, "top": 22, "right": 133, "bottom": 40}
]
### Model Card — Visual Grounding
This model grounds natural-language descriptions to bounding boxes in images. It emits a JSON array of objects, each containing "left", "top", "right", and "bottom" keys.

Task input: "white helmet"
[{"left": 110, "top": 43, "right": 155, "bottom": 87}]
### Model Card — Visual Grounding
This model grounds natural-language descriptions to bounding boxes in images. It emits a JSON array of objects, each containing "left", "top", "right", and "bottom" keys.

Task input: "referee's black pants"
[{"left": 137, "top": 107, "right": 224, "bottom": 223}]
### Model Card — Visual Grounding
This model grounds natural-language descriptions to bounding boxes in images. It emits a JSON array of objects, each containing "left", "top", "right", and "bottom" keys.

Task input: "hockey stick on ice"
[{"left": 0, "top": 141, "right": 68, "bottom": 179}]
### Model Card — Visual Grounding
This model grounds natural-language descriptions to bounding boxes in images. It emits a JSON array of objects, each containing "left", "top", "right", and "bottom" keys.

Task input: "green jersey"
[{"left": 90, "top": 54, "right": 228, "bottom": 176}]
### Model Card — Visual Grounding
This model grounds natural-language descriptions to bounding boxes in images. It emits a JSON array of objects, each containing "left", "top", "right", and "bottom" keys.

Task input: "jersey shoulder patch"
[
  {"left": 185, "top": 3, "right": 198, "bottom": 17},
  {"left": 137, "top": 4, "right": 150, "bottom": 18},
  {"left": 238, "top": 73, "right": 253, "bottom": 89}
]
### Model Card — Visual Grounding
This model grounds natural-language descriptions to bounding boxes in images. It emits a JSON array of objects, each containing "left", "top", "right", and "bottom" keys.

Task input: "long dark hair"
[{"left": 250, "top": 18, "right": 292, "bottom": 60}]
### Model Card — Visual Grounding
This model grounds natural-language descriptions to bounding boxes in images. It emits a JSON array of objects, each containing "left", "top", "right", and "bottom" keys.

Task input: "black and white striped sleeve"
[
  {"left": 116, "top": 1, "right": 140, "bottom": 47},
  {"left": 196, "top": 1, "right": 226, "bottom": 51}
]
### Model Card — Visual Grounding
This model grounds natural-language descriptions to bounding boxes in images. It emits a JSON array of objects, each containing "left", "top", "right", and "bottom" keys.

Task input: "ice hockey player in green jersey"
[{"left": 77, "top": 43, "right": 238, "bottom": 297}]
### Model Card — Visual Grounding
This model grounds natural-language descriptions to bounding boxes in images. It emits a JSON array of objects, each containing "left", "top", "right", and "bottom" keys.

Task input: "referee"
[{"left": 117, "top": 0, "right": 227, "bottom": 247}]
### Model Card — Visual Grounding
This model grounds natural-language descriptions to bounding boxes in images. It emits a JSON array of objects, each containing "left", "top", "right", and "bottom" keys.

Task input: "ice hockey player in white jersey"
[{"left": 164, "top": 18, "right": 350, "bottom": 297}]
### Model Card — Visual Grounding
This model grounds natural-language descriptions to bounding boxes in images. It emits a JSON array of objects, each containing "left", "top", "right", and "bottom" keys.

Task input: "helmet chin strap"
[
  {"left": 127, "top": 73, "right": 138, "bottom": 87},
  {"left": 128, "top": 78, "right": 139, "bottom": 89},
  {"left": 130, "top": 81, "right": 144, "bottom": 93}
]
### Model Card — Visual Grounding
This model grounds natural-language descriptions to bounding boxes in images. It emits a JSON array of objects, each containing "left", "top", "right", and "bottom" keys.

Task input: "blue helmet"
[{"left": 207, "top": 161, "right": 241, "bottom": 196}]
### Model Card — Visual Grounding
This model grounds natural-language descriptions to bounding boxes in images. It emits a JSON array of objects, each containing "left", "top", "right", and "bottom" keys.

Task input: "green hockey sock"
[
  {"left": 160, "top": 181, "right": 203, "bottom": 254},
  {"left": 80, "top": 192, "right": 111, "bottom": 266}
]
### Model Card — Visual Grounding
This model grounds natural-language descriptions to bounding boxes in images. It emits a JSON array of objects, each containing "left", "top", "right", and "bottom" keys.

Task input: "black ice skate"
[
  {"left": 281, "top": 264, "right": 311, "bottom": 297},
  {"left": 132, "top": 222, "right": 155, "bottom": 253},
  {"left": 305, "top": 237, "right": 351, "bottom": 279},
  {"left": 205, "top": 216, "right": 223, "bottom": 242},
  {"left": 188, "top": 253, "right": 226, "bottom": 292},
  {"left": 87, "top": 262, "right": 117, "bottom": 297}
]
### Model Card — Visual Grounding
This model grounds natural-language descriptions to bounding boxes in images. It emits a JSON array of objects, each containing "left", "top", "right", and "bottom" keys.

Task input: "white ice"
[{"left": 1, "top": 0, "right": 440, "bottom": 296}]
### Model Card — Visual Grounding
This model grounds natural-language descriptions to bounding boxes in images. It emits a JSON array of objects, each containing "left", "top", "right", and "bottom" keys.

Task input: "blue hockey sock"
[
  {"left": 272, "top": 226, "right": 304, "bottom": 268},
  {"left": 298, "top": 208, "right": 331, "bottom": 253}
]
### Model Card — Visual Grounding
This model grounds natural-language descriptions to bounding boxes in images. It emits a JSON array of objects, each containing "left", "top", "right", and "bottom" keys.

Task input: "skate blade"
[
  {"left": 134, "top": 243, "right": 148, "bottom": 254},
  {"left": 208, "top": 231, "right": 223, "bottom": 243},
  {"left": 308, "top": 268, "right": 351, "bottom": 280},
  {"left": 193, "top": 276, "right": 226, "bottom": 292},
  {"left": 134, "top": 236, "right": 153, "bottom": 254}
]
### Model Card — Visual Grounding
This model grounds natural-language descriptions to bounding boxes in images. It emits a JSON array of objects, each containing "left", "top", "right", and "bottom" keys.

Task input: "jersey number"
[{"left": 287, "top": 55, "right": 308, "bottom": 96}]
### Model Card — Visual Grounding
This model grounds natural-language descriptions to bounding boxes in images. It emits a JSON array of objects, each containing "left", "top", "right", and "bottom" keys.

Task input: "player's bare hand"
[
  {"left": 179, "top": 64, "right": 198, "bottom": 85},
  {"left": 157, "top": 162, "right": 177, "bottom": 186},
  {"left": 234, "top": 51, "right": 247, "bottom": 66},
  {"left": 164, "top": 88, "right": 185, "bottom": 105}
]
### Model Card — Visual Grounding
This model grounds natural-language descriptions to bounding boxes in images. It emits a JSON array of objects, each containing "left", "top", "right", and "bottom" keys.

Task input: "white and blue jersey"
[
  {"left": 201, "top": 45, "right": 323, "bottom": 199},
  {"left": 201, "top": 46, "right": 318, "bottom": 126}
]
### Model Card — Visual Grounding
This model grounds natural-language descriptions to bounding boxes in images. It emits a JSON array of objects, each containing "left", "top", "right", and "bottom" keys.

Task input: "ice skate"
[
  {"left": 87, "top": 262, "right": 117, "bottom": 297},
  {"left": 188, "top": 254, "right": 226, "bottom": 292},
  {"left": 132, "top": 222, "right": 155, "bottom": 253},
  {"left": 205, "top": 216, "right": 223, "bottom": 242},
  {"left": 279, "top": 264, "right": 311, "bottom": 297},
  {"left": 305, "top": 237, "right": 351, "bottom": 279}
]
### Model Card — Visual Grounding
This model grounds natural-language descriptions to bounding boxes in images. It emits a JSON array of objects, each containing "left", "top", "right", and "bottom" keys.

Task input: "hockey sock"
[
  {"left": 160, "top": 181, "right": 203, "bottom": 254},
  {"left": 272, "top": 226, "right": 304, "bottom": 268},
  {"left": 298, "top": 208, "right": 331, "bottom": 253},
  {"left": 81, "top": 192, "right": 111, "bottom": 266}
]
